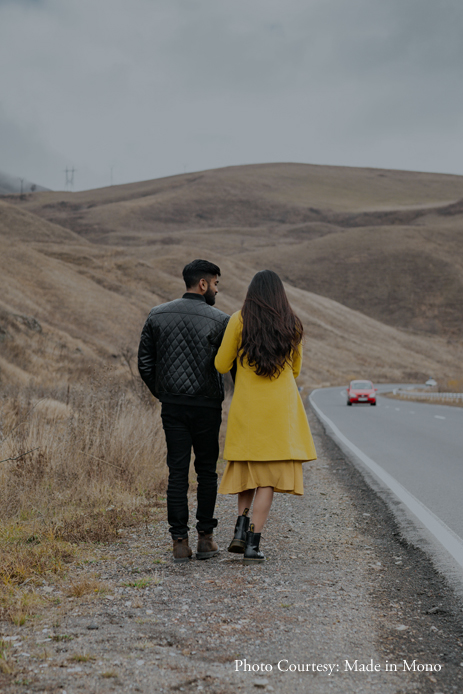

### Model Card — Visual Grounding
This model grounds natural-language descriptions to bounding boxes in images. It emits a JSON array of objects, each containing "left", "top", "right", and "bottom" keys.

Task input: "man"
[{"left": 138, "top": 259, "right": 230, "bottom": 563}]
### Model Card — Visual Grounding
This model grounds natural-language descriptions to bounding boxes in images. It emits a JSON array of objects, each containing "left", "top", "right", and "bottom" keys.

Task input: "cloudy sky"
[{"left": 1, "top": 0, "right": 462, "bottom": 191}]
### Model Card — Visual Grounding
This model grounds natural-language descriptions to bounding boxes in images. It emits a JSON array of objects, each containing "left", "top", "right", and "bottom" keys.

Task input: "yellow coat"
[{"left": 214, "top": 311, "right": 317, "bottom": 462}]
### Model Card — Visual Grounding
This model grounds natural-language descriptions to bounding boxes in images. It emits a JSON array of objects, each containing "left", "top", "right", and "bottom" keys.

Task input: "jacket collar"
[{"left": 182, "top": 292, "right": 206, "bottom": 302}]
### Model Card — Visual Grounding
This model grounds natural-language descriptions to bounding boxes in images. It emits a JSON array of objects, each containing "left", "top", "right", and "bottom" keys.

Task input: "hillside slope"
[
  {"left": 11, "top": 163, "right": 463, "bottom": 337},
  {"left": 0, "top": 198, "right": 461, "bottom": 389}
]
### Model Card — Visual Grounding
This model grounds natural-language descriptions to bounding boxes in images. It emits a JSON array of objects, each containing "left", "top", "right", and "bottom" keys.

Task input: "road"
[{"left": 309, "top": 385, "right": 463, "bottom": 585}]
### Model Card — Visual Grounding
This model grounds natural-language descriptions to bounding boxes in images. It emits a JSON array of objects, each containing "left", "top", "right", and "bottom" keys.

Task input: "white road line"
[
  {"left": 435, "top": 415, "right": 446, "bottom": 420},
  {"left": 309, "top": 391, "right": 463, "bottom": 570}
]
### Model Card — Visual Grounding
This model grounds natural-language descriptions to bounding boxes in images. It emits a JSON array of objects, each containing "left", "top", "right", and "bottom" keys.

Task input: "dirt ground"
[{"left": 1, "top": 408, "right": 462, "bottom": 694}]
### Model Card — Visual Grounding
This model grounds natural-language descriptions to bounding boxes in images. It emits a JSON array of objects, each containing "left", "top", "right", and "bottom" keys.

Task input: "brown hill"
[
  {"left": 0, "top": 192, "right": 461, "bottom": 390},
  {"left": 10, "top": 162, "right": 463, "bottom": 337}
]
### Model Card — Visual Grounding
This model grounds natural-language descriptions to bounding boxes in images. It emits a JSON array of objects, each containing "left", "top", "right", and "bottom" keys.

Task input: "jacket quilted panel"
[{"left": 138, "top": 294, "right": 230, "bottom": 405}]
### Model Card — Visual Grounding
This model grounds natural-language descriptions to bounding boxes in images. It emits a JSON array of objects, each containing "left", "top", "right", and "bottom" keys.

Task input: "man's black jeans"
[{"left": 160, "top": 402, "right": 222, "bottom": 538}]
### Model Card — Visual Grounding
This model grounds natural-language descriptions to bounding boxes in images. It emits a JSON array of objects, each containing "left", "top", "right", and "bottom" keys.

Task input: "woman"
[{"left": 215, "top": 270, "right": 317, "bottom": 564}]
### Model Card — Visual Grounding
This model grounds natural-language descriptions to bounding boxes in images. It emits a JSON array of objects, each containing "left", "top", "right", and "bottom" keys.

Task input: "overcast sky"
[{"left": 1, "top": 0, "right": 462, "bottom": 191}]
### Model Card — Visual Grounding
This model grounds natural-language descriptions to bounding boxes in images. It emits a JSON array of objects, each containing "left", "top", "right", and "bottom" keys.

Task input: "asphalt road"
[{"left": 309, "top": 385, "right": 463, "bottom": 580}]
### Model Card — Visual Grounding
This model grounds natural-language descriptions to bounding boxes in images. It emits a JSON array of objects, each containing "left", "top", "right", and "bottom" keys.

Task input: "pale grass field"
[{"left": 0, "top": 375, "right": 169, "bottom": 624}]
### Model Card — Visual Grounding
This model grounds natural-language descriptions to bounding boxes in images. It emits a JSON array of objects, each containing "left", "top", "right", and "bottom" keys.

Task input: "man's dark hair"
[{"left": 182, "top": 259, "right": 221, "bottom": 289}]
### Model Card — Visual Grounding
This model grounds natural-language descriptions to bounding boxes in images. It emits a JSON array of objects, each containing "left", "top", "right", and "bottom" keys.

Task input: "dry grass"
[
  {"left": 66, "top": 577, "right": 108, "bottom": 598},
  {"left": 1, "top": 586, "right": 44, "bottom": 627},
  {"left": 70, "top": 653, "right": 96, "bottom": 663},
  {"left": 438, "top": 377, "right": 463, "bottom": 393},
  {"left": 0, "top": 377, "right": 167, "bottom": 624},
  {"left": 0, "top": 639, "right": 15, "bottom": 675},
  {"left": 0, "top": 525, "right": 75, "bottom": 583},
  {"left": 0, "top": 381, "right": 167, "bottom": 522}
]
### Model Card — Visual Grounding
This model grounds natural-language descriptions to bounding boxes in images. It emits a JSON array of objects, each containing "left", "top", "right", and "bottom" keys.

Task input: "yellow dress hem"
[{"left": 218, "top": 460, "right": 304, "bottom": 496}]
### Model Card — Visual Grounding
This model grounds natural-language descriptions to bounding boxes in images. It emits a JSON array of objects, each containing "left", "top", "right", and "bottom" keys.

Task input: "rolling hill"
[
  {"left": 1, "top": 161, "right": 462, "bottom": 390},
  {"left": 9, "top": 162, "right": 463, "bottom": 338}
]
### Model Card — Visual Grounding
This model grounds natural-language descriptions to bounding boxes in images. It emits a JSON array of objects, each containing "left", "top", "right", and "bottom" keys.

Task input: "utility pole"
[{"left": 19, "top": 178, "right": 24, "bottom": 195}]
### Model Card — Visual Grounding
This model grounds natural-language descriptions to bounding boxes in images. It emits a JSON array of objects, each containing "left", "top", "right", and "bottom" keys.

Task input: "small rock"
[
  {"left": 430, "top": 625, "right": 438, "bottom": 632},
  {"left": 87, "top": 624, "right": 99, "bottom": 630},
  {"left": 136, "top": 659, "right": 145, "bottom": 666},
  {"left": 253, "top": 678, "right": 268, "bottom": 688},
  {"left": 395, "top": 625, "right": 408, "bottom": 631}
]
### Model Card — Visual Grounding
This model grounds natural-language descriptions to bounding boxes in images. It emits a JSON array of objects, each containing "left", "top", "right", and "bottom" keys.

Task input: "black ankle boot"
[
  {"left": 228, "top": 508, "right": 250, "bottom": 554},
  {"left": 243, "top": 524, "right": 265, "bottom": 565}
]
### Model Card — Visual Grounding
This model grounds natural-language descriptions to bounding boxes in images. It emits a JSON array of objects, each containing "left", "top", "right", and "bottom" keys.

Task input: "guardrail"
[{"left": 393, "top": 391, "right": 463, "bottom": 402}]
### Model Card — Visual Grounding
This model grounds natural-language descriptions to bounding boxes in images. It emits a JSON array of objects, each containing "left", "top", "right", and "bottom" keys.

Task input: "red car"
[{"left": 347, "top": 380, "right": 377, "bottom": 406}]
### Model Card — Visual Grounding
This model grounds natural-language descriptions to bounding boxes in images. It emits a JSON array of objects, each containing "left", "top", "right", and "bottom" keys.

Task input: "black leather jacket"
[{"left": 138, "top": 293, "right": 230, "bottom": 408}]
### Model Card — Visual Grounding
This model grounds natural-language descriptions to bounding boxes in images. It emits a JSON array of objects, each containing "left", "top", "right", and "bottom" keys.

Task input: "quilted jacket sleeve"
[{"left": 137, "top": 314, "right": 158, "bottom": 396}]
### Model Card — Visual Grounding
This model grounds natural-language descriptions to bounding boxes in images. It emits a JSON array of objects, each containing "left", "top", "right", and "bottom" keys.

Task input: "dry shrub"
[
  {"left": 0, "top": 522, "right": 75, "bottom": 624},
  {"left": 0, "top": 583, "right": 45, "bottom": 626},
  {"left": 0, "top": 639, "right": 15, "bottom": 675},
  {"left": 52, "top": 505, "right": 155, "bottom": 543},
  {"left": 438, "top": 377, "right": 463, "bottom": 393},
  {"left": 66, "top": 577, "right": 108, "bottom": 598},
  {"left": 0, "top": 525, "right": 75, "bottom": 586}
]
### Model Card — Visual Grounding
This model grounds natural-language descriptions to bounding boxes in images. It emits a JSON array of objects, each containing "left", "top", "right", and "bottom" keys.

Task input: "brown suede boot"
[
  {"left": 196, "top": 531, "right": 219, "bottom": 560},
  {"left": 172, "top": 537, "right": 192, "bottom": 563}
]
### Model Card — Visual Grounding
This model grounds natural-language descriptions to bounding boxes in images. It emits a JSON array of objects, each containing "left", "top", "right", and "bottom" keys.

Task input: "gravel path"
[{"left": 1, "top": 408, "right": 462, "bottom": 694}]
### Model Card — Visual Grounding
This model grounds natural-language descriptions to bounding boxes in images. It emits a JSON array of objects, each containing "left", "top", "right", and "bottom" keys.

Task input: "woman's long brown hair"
[{"left": 239, "top": 270, "right": 303, "bottom": 378}]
